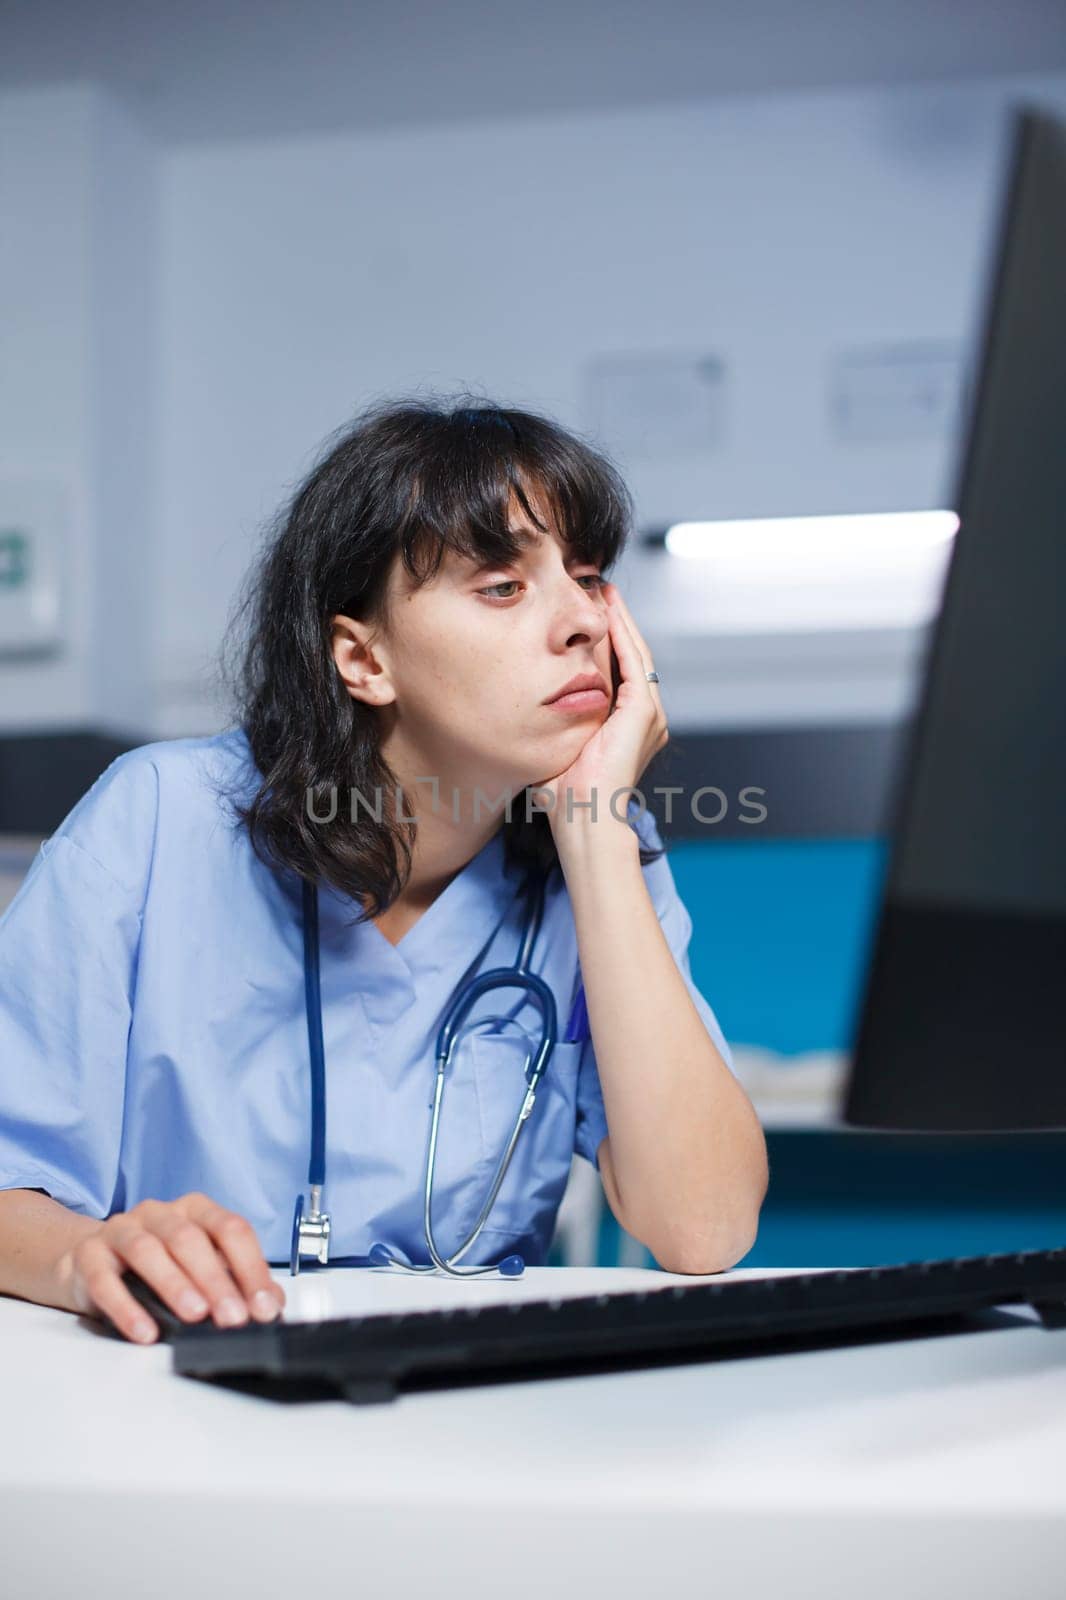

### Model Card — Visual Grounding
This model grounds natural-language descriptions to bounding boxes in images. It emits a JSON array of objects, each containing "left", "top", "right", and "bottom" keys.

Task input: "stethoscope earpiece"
[{"left": 368, "top": 1241, "right": 526, "bottom": 1277}]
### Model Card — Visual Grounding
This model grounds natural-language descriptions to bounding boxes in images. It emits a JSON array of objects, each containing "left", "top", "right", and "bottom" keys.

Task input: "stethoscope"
[{"left": 290, "top": 866, "right": 563, "bottom": 1279}]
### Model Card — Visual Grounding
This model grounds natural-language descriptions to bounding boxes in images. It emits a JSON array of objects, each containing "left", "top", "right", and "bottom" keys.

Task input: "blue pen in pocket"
[{"left": 563, "top": 972, "right": 590, "bottom": 1043}]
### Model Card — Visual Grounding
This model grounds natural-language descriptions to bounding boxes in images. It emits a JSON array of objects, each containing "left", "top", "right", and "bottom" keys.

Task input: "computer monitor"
[{"left": 843, "top": 105, "right": 1066, "bottom": 1133}]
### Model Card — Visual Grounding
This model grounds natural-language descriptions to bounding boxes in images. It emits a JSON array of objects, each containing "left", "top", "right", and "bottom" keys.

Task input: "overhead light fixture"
[
  {"left": 663, "top": 510, "right": 959, "bottom": 565},
  {"left": 643, "top": 511, "right": 960, "bottom": 633}
]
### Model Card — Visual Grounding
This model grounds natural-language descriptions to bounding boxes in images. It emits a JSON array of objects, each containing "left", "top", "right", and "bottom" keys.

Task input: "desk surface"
[{"left": 4, "top": 1264, "right": 1066, "bottom": 1600}]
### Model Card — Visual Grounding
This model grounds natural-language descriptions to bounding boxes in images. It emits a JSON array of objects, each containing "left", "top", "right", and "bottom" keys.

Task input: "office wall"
[
  {"left": 4, "top": 71, "right": 1066, "bottom": 738},
  {"left": 0, "top": 88, "right": 96, "bottom": 729},
  {"left": 0, "top": 86, "right": 156, "bottom": 739},
  {"left": 154, "top": 71, "right": 1066, "bottom": 735}
]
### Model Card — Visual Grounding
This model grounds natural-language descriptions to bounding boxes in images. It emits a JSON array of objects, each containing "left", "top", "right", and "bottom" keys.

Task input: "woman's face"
[{"left": 335, "top": 498, "right": 615, "bottom": 809}]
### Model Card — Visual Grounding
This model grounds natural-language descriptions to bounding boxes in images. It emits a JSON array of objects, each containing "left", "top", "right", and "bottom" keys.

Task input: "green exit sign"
[{"left": 0, "top": 530, "right": 30, "bottom": 588}]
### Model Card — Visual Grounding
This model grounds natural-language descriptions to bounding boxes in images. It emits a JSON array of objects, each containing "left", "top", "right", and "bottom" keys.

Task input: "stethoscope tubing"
[
  {"left": 301, "top": 879, "right": 327, "bottom": 1190},
  {"left": 294, "top": 865, "right": 556, "bottom": 1278}
]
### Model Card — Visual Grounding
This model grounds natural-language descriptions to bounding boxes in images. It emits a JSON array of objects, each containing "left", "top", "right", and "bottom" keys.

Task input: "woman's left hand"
[{"left": 531, "top": 582, "right": 669, "bottom": 834}]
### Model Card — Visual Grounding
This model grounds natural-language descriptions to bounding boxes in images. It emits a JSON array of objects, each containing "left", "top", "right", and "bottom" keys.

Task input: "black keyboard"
[{"left": 157, "top": 1247, "right": 1066, "bottom": 1404}]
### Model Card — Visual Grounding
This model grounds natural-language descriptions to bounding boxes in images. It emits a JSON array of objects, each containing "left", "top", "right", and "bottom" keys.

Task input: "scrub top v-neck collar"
[{"left": 315, "top": 824, "right": 527, "bottom": 1031}]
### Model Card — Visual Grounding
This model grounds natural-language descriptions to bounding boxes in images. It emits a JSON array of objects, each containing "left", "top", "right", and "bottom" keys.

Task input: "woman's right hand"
[{"left": 60, "top": 1192, "right": 287, "bottom": 1343}]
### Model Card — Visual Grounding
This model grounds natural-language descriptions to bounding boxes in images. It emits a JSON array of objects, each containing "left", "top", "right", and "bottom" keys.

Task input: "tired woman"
[{"left": 0, "top": 397, "right": 767, "bottom": 1342}]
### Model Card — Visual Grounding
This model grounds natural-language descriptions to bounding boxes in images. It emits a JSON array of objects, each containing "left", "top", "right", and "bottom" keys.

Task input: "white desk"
[{"left": 3, "top": 1264, "right": 1065, "bottom": 1599}]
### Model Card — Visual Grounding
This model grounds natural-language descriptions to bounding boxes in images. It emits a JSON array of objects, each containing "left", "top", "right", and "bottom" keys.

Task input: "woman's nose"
[{"left": 557, "top": 580, "right": 608, "bottom": 642}]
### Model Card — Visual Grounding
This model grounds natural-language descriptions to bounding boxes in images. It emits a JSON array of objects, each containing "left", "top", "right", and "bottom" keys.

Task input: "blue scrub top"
[{"left": 0, "top": 728, "right": 735, "bottom": 1267}]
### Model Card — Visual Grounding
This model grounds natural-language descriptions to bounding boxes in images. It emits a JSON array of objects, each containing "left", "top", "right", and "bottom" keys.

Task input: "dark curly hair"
[{"left": 217, "top": 393, "right": 663, "bottom": 925}]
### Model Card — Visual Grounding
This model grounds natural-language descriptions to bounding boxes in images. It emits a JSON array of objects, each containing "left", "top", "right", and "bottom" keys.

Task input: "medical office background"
[{"left": 2, "top": 0, "right": 1066, "bottom": 1272}]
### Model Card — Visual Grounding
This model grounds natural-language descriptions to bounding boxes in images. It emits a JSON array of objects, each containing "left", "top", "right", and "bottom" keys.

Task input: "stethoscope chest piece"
[{"left": 290, "top": 1185, "right": 331, "bottom": 1275}]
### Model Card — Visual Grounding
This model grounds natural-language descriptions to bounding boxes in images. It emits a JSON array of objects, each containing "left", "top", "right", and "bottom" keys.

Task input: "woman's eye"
[{"left": 478, "top": 573, "right": 604, "bottom": 600}]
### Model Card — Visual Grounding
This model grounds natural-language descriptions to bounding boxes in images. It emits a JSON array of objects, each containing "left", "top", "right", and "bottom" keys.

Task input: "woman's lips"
[{"left": 545, "top": 688, "right": 610, "bottom": 713}]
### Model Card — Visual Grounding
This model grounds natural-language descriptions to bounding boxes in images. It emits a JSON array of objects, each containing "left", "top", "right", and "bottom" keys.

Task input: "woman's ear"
[{"left": 330, "top": 614, "right": 396, "bottom": 708}]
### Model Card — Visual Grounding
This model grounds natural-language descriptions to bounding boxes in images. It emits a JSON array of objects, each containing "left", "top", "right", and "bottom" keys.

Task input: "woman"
[{"left": 0, "top": 397, "right": 767, "bottom": 1343}]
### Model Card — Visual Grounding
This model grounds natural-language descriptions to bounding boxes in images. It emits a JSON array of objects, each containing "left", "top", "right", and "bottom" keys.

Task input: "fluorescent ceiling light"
[
  {"left": 665, "top": 510, "right": 959, "bottom": 564},
  {"left": 658, "top": 511, "right": 960, "bottom": 633}
]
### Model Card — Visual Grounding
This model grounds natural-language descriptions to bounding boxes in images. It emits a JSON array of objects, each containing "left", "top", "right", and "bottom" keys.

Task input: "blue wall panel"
[{"left": 667, "top": 835, "right": 890, "bottom": 1055}]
